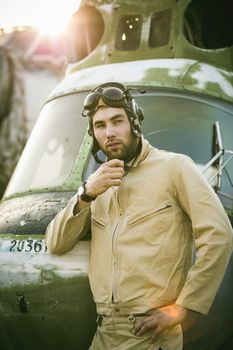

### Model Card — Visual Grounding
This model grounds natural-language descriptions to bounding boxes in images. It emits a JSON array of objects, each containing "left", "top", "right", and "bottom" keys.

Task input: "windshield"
[
  {"left": 5, "top": 93, "right": 88, "bottom": 196},
  {"left": 5, "top": 90, "right": 233, "bottom": 197},
  {"left": 140, "top": 92, "right": 232, "bottom": 163}
]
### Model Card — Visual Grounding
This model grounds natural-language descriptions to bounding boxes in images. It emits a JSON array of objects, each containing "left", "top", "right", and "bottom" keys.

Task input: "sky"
[{"left": 0, "top": 0, "right": 81, "bottom": 34}]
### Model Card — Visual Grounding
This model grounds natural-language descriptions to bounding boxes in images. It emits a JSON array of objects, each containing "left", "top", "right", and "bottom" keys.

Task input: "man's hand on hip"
[{"left": 133, "top": 304, "right": 188, "bottom": 343}]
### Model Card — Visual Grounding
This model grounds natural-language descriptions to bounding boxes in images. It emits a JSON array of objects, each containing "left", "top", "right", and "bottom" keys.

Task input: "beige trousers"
[{"left": 89, "top": 315, "right": 183, "bottom": 350}]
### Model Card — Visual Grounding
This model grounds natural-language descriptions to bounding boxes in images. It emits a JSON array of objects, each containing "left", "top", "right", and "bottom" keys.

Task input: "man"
[{"left": 46, "top": 82, "right": 233, "bottom": 350}]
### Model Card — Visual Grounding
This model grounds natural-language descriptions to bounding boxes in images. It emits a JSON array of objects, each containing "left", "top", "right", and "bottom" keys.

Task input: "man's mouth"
[{"left": 106, "top": 141, "right": 121, "bottom": 149}]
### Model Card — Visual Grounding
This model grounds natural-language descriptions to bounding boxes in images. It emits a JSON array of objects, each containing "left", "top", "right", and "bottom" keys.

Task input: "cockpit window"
[
  {"left": 184, "top": 0, "right": 233, "bottom": 49},
  {"left": 149, "top": 10, "right": 172, "bottom": 48},
  {"left": 115, "top": 15, "right": 142, "bottom": 50},
  {"left": 5, "top": 94, "right": 88, "bottom": 196}
]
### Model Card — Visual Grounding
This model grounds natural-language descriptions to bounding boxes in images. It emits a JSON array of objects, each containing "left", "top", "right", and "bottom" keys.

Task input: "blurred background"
[{"left": 0, "top": 0, "right": 81, "bottom": 198}]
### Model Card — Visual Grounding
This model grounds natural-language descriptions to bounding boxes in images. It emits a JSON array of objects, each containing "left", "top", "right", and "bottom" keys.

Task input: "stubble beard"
[{"left": 104, "top": 135, "right": 139, "bottom": 162}]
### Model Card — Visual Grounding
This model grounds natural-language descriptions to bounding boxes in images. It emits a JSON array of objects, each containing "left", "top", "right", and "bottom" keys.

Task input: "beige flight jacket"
[{"left": 46, "top": 137, "right": 233, "bottom": 316}]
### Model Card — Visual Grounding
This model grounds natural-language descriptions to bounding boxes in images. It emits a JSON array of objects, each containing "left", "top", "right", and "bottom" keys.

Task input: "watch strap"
[{"left": 80, "top": 182, "right": 96, "bottom": 202}]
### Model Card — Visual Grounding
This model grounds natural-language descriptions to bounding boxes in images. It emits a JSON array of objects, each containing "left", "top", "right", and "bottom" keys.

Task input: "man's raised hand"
[{"left": 85, "top": 159, "right": 125, "bottom": 198}]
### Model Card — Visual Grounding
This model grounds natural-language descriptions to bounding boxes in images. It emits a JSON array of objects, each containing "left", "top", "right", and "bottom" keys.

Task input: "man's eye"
[
  {"left": 95, "top": 124, "right": 105, "bottom": 129},
  {"left": 114, "top": 119, "right": 123, "bottom": 124}
]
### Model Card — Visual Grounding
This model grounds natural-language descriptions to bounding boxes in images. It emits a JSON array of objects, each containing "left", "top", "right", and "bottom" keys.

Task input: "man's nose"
[{"left": 106, "top": 124, "right": 116, "bottom": 137}]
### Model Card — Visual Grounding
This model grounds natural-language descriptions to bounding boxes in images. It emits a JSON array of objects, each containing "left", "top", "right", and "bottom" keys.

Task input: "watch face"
[
  {"left": 77, "top": 184, "right": 85, "bottom": 197},
  {"left": 77, "top": 183, "right": 96, "bottom": 202}
]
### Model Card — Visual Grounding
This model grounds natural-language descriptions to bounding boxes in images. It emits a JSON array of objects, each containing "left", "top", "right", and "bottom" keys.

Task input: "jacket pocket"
[
  {"left": 91, "top": 215, "right": 106, "bottom": 228},
  {"left": 128, "top": 204, "right": 172, "bottom": 227}
]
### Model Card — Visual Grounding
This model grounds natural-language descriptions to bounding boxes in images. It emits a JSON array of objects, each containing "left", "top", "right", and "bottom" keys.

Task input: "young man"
[{"left": 46, "top": 82, "right": 233, "bottom": 350}]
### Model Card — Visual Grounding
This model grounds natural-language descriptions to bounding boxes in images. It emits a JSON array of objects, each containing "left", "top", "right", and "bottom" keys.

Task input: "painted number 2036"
[{"left": 9, "top": 239, "right": 47, "bottom": 253}]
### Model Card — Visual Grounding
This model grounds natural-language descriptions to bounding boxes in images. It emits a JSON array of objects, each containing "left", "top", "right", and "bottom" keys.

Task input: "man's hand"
[
  {"left": 74, "top": 159, "right": 124, "bottom": 213},
  {"left": 133, "top": 304, "right": 188, "bottom": 343},
  {"left": 85, "top": 159, "right": 125, "bottom": 198}
]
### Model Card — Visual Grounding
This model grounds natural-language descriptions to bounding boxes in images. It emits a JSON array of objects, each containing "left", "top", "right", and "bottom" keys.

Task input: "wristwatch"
[{"left": 77, "top": 182, "right": 96, "bottom": 202}]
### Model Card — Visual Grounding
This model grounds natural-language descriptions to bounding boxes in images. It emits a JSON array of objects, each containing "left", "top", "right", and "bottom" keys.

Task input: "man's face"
[{"left": 92, "top": 106, "right": 139, "bottom": 161}]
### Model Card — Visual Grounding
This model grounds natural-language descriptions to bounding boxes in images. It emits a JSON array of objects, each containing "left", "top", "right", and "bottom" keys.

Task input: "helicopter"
[{"left": 0, "top": 0, "right": 232, "bottom": 349}]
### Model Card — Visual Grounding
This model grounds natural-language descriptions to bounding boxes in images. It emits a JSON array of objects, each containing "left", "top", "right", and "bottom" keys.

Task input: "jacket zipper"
[
  {"left": 111, "top": 181, "right": 124, "bottom": 303},
  {"left": 128, "top": 204, "right": 172, "bottom": 226},
  {"left": 111, "top": 219, "right": 120, "bottom": 303},
  {"left": 154, "top": 203, "right": 172, "bottom": 213}
]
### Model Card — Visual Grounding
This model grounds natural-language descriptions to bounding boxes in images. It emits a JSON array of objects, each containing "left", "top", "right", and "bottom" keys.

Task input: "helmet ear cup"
[
  {"left": 137, "top": 107, "right": 144, "bottom": 122},
  {"left": 128, "top": 98, "right": 144, "bottom": 135}
]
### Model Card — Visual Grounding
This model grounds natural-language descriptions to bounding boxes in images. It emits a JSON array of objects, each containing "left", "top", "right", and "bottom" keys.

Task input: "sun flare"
[
  {"left": 34, "top": 15, "right": 70, "bottom": 36},
  {"left": 1, "top": 0, "right": 80, "bottom": 35}
]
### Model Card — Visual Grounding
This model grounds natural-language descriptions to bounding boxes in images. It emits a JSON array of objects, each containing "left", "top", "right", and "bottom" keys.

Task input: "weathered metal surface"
[
  {"left": 50, "top": 59, "right": 233, "bottom": 104},
  {"left": 71, "top": 0, "right": 233, "bottom": 71},
  {"left": 0, "top": 274, "right": 96, "bottom": 350},
  {"left": 0, "top": 192, "right": 74, "bottom": 235}
]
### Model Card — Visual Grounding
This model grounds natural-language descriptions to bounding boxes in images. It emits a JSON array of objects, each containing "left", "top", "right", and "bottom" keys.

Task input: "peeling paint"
[
  {"left": 191, "top": 64, "right": 233, "bottom": 98},
  {"left": 0, "top": 240, "right": 90, "bottom": 287},
  {"left": 48, "top": 59, "right": 233, "bottom": 103}
]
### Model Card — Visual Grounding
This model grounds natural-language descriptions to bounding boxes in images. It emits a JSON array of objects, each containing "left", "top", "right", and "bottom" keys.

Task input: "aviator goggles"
[{"left": 82, "top": 85, "right": 130, "bottom": 117}]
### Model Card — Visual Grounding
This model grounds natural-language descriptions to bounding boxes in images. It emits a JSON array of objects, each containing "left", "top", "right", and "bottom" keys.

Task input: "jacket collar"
[{"left": 126, "top": 136, "right": 151, "bottom": 168}]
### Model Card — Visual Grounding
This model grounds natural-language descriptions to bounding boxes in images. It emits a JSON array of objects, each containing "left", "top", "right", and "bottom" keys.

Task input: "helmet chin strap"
[{"left": 92, "top": 150, "right": 105, "bottom": 164}]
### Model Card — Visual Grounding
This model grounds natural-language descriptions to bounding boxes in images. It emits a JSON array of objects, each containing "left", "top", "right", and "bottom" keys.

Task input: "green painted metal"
[
  {"left": 49, "top": 59, "right": 233, "bottom": 104},
  {"left": 71, "top": 0, "right": 233, "bottom": 72},
  {"left": 64, "top": 132, "right": 92, "bottom": 189}
]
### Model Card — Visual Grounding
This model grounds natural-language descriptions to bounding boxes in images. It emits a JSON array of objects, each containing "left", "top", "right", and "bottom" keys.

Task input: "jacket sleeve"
[
  {"left": 174, "top": 155, "right": 233, "bottom": 315},
  {"left": 45, "top": 194, "right": 91, "bottom": 255}
]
